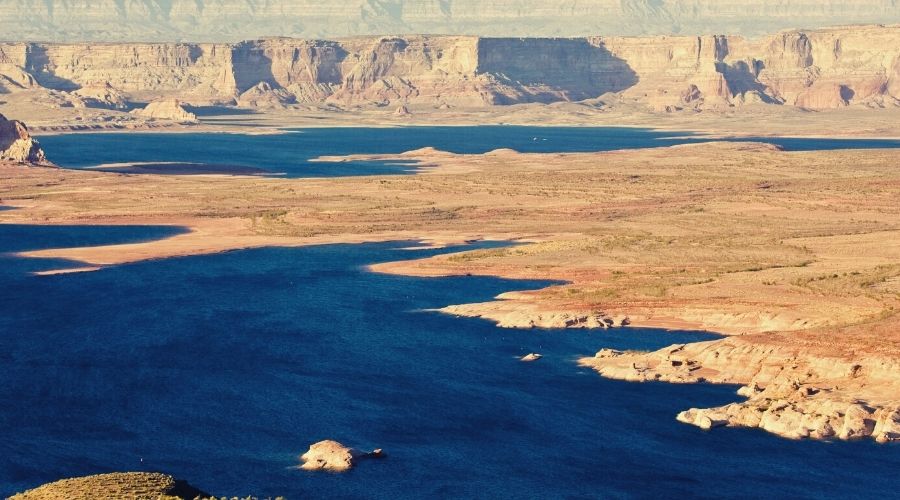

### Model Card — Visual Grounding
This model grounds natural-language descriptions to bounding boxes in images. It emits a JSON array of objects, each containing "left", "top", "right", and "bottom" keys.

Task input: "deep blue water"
[
  {"left": 36, "top": 127, "right": 900, "bottom": 178},
  {"left": 2, "top": 225, "right": 900, "bottom": 499},
  {"left": 0, "top": 224, "right": 186, "bottom": 254}
]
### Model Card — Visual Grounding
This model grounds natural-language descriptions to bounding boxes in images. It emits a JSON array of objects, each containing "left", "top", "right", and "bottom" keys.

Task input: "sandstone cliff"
[
  {"left": 0, "top": 114, "right": 48, "bottom": 164},
  {"left": 0, "top": 1, "right": 898, "bottom": 42},
  {"left": 0, "top": 25, "right": 898, "bottom": 110}
]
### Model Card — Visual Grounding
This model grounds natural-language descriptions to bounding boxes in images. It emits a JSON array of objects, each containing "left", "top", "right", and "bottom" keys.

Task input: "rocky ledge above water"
[
  {"left": 440, "top": 295, "right": 631, "bottom": 329},
  {"left": 581, "top": 337, "right": 900, "bottom": 443}
]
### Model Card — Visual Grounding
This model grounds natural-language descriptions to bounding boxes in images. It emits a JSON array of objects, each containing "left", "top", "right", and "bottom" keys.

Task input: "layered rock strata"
[
  {"left": 581, "top": 332, "right": 900, "bottom": 443},
  {"left": 0, "top": 25, "right": 897, "bottom": 109}
]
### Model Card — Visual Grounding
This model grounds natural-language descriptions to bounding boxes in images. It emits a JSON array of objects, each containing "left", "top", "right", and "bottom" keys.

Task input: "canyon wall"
[
  {"left": 0, "top": 1, "right": 898, "bottom": 42},
  {"left": 1, "top": 25, "right": 899, "bottom": 110}
]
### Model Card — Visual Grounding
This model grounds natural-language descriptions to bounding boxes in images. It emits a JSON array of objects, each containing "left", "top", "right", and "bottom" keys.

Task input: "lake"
[
  {"left": 36, "top": 126, "right": 900, "bottom": 178},
  {"left": 2, "top": 225, "right": 899, "bottom": 498}
]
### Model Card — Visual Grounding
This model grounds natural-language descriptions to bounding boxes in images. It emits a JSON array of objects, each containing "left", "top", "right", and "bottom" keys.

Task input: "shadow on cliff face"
[
  {"left": 840, "top": 85, "right": 856, "bottom": 102},
  {"left": 23, "top": 44, "right": 79, "bottom": 91},
  {"left": 232, "top": 43, "right": 277, "bottom": 94},
  {"left": 716, "top": 60, "right": 781, "bottom": 103},
  {"left": 231, "top": 41, "right": 350, "bottom": 95},
  {"left": 476, "top": 38, "right": 638, "bottom": 103}
]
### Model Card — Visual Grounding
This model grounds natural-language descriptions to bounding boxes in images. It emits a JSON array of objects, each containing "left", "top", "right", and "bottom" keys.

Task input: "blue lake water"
[
  {"left": 36, "top": 127, "right": 900, "bottom": 178},
  {"left": 2, "top": 225, "right": 900, "bottom": 498}
]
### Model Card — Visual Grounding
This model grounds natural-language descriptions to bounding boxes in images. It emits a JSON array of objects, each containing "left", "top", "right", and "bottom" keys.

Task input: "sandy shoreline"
[
  {"left": 20, "top": 102, "right": 900, "bottom": 140},
  {"left": 13, "top": 214, "right": 719, "bottom": 334},
  {"left": 3, "top": 138, "right": 899, "bottom": 444},
  {"left": 31, "top": 120, "right": 900, "bottom": 141},
  {"left": 9, "top": 214, "right": 520, "bottom": 275}
]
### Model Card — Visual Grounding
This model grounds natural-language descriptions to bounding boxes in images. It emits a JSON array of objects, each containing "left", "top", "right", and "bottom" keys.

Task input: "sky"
[{"left": 0, "top": 0, "right": 898, "bottom": 42}]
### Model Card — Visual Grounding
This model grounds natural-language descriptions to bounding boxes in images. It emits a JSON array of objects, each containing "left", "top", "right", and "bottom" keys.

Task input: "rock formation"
[
  {"left": 441, "top": 295, "right": 630, "bottom": 329},
  {"left": 299, "top": 440, "right": 385, "bottom": 472},
  {"left": 0, "top": 63, "right": 37, "bottom": 93},
  {"left": 237, "top": 82, "right": 297, "bottom": 108},
  {"left": 0, "top": 1, "right": 898, "bottom": 42},
  {"left": 0, "top": 25, "right": 897, "bottom": 110},
  {"left": 131, "top": 99, "right": 198, "bottom": 123},
  {"left": 581, "top": 335, "right": 900, "bottom": 443},
  {"left": 8, "top": 472, "right": 210, "bottom": 500},
  {"left": 0, "top": 114, "right": 48, "bottom": 164},
  {"left": 72, "top": 83, "right": 129, "bottom": 110}
]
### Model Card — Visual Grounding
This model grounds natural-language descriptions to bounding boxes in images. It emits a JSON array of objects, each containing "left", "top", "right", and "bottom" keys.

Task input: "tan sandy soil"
[
  {"left": 2, "top": 140, "right": 899, "bottom": 443},
  {"left": 11, "top": 99, "right": 900, "bottom": 140}
]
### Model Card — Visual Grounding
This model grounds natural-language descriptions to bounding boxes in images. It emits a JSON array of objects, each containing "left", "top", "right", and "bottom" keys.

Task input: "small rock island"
[{"left": 300, "top": 440, "right": 385, "bottom": 472}]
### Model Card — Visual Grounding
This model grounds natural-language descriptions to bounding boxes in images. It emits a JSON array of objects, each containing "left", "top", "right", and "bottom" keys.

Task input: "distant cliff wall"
[
  {"left": 475, "top": 38, "right": 639, "bottom": 103},
  {"left": 1, "top": 26, "right": 898, "bottom": 109},
  {"left": 1, "top": 43, "right": 236, "bottom": 95}
]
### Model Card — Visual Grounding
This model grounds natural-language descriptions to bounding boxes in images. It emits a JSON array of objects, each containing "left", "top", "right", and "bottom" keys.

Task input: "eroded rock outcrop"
[
  {"left": 441, "top": 294, "right": 630, "bottom": 329},
  {"left": 0, "top": 63, "right": 38, "bottom": 92},
  {"left": 237, "top": 81, "right": 297, "bottom": 108},
  {"left": 299, "top": 440, "right": 385, "bottom": 472},
  {"left": 131, "top": 99, "right": 198, "bottom": 123},
  {"left": 581, "top": 336, "right": 900, "bottom": 443},
  {"left": 0, "top": 114, "right": 48, "bottom": 164},
  {"left": 72, "top": 83, "right": 129, "bottom": 110},
  {"left": 677, "top": 393, "right": 900, "bottom": 442}
]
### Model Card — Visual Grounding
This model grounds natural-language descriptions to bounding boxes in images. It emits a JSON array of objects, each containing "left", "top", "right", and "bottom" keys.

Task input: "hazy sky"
[{"left": 1, "top": 0, "right": 898, "bottom": 42}]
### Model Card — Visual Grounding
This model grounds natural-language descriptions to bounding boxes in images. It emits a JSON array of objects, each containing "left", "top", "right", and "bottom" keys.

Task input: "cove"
[
  {"left": 1, "top": 225, "right": 899, "bottom": 498},
  {"left": 0, "top": 224, "right": 189, "bottom": 275},
  {"left": 36, "top": 127, "right": 900, "bottom": 178}
]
